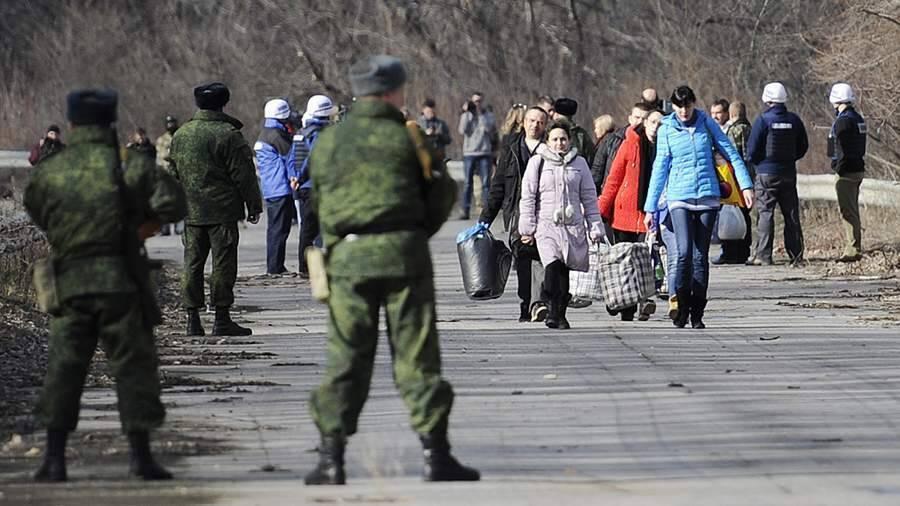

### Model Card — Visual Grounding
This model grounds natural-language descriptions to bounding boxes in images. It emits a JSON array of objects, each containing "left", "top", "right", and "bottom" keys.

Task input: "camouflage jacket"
[
  {"left": 155, "top": 131, "right": 173, "bottom": 171},
  {"left": 557, "top": 117, "right": 593, "bottom": 162},
  {"left": 24, "top": 125, "right": 187, "bottom": 301},
  {"left": 310, "top": 99, "right": 456, "bottom": 278},
  {"left": 168, "top": 110, "right": 262, "bottom": 225}
]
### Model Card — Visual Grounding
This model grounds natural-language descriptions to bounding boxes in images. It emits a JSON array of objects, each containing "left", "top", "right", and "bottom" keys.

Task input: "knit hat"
[
  {"left": 194, "top": 82, "right": 230, "bottom": 110},
  {"left": 305, "top": 95, "right": 337, "bottom": 119},
  {"left": 66, "top": 89, "right": 118, "bottom": 126},
  {"left": 553, "top": 98, "right": 578, "bottom": 117},
  {"left": 829, "top": 83, "right": 856, "bottom": 104},
  {"left": 761, "top": 82, "right": 787, "bottom": 104},
  {"left": 47, "top": 124, "right": 61, "bottom": 134},
  {"left": 349, "top": 55, "right": 407, "bottom": 97},
  {"left": 264, "top": 98, "right": 291, "bottom": 120}
]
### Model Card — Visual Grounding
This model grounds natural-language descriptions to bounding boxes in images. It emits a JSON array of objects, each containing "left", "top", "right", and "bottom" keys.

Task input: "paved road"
[{"left": 2, "top": 221, "right": 900, "bottom": 505}]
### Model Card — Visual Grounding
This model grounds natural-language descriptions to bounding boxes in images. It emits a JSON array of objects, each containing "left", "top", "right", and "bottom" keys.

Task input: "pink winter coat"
[{"left": 518, "top": 145, "right": 604, "bottom": 272}]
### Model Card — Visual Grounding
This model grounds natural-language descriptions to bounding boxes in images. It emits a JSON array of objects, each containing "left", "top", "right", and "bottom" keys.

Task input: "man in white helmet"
[
  {"left": 828, "top": 83, "right": 867, "bottom": 262},
  {"left": 254, "top": 98, "right": 297, "bottom": 275},
  {"left": 294, "top": 95, "right": 337, "bottom": 277},
  {"left": 745, "top": 82, "right": 809, "bottom": 266}
]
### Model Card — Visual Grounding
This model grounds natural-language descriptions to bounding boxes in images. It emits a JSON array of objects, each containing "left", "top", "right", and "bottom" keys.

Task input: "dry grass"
[{"left": 0, "top": 198, "right": 46, "bottom": 304}]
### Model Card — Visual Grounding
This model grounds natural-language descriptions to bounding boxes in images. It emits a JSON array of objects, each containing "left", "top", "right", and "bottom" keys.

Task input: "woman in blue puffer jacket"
[{"left": 643, "top": 86, "right": 754, "bottom": 329}]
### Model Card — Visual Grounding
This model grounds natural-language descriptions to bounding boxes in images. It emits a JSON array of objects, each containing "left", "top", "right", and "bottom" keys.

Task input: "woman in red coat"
[{"left": 598, "top": 110, "right": 663, "bottom": 321}]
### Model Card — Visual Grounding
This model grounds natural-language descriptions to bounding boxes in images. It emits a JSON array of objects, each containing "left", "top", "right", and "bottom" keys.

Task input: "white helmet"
[
  {"left": 762, "top": 82, "right": 787, "bottom": 104},
  {"left": 264, "top": 98, "right": 291, "bottom": 120},
  {"left": 829, "top": 83, "right": 856, "bottom": 104},
  {"left": 305, "top": 95, "right": 337, "bottom": 119}
]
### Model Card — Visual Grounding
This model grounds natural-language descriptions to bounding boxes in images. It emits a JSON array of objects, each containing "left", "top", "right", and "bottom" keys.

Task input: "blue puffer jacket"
[
  {"left": 746, "top": 103, "right": 809, "bottom": 176},
  {"left": 254, "top": 119, "right": 295, "bottom": 200},
  {"left": 643, "top": 110, "right": 753, "bottom": 213}
]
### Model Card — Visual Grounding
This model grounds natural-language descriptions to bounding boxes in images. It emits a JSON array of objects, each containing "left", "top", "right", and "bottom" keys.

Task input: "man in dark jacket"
[
  {"left": 124, "top": 128, "right": 156, "bottom": 169},
  {"left": 551, "top": 98, "right": 592, "bottom": 159},
  {"left": 746, "top": 82, "right": 809, "bottom": 266},
  {"left": 479, "top": 106, "right": 549, "bottom": 322},
  {"left": 416, "top": 98, "right": 451, "bottom": 160},
  {"left": 168, "top": 82, "right": 263, "bottom": 337},
  {"left": 28, "top": 125, "right": 66, "bottom": 165},
  {"left": 828, "top": 82, "right": 867, "bottom": 263}
]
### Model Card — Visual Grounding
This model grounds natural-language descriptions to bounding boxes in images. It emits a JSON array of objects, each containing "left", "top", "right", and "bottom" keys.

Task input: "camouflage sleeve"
[
  {"left": 124, "top": 155, "right": 188, "bottom": 224},
  {"left": 225, "top": 131, "right": 263, "bottom": 217},
  {"left": 23, "top": 172, "right": 48, "bottom": 231}
]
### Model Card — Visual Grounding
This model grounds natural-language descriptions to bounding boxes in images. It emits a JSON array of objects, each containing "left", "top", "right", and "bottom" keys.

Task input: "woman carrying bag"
[
  {"left": 519, "top": 122, "right": 605, "bottom": 329},
  {"left": 599, "top": 110, "right": 664, "bottom": 321},
  {"left": 643, "top": 86, "right": 753, "bottom": 329}
]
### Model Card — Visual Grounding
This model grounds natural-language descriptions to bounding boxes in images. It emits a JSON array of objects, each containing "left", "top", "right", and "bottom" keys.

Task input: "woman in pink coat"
[{"left": 519, "top": 122, "right": 605, "bottom": 329}]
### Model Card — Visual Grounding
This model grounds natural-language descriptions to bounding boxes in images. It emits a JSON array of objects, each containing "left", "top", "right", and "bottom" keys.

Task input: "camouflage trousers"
[
  {"left": 37, "top": 294, "right": 165, "bottom": 433},
  {"left": 182, "top": 222, "right": 239, "bottom": 309},
  {"left": 310, "top": 275, "right": 454, "bottom": 437}
]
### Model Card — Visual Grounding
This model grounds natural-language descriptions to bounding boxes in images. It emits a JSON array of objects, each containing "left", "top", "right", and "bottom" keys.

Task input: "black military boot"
[
  {"left": 557, "top": 294, "right": 572, "bottom": 330},
  {"left": 691, "top": 297, "right": 708, "bottom": 329},
  {"left": 128, "top": 431, "right": 173, "bottom": 480},
  {"left": 304, "top": 435, "right": 346, "bottom": 485},
  {"left": 212, "top": 307, "right": 252, "bottom": 336},
  {"left": 673, "top": 290, "right": 691, "bottom": 329},
  {"left": 34, "top": 430, "right": 67, "bottom": 482},
  {"left": 544, "top": 297, "right": 561, "bottom": 329},
  {"left": 518, "top": 301, "right": 530, "bottom": 323},
  {"left": 420, "top": 433, "right": 480, "bottom": 482},
  {"left": 186, "top": 308, "right": 204, "bottom": 336}
]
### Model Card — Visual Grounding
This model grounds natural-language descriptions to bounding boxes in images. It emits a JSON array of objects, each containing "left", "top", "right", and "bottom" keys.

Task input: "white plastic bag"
[{"left": 717, "top": 205, "right": 746, "bottom": 241}]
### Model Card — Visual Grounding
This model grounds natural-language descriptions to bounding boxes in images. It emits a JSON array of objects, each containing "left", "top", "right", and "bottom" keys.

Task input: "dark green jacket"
[
  {"left": 24, "top": 126, "right": 187, "bottom": 300},
  {"left": 310, "top": 99, "right": 456, "bottom": 278},
  {"left": 168, "top": 110, "right": 262, "bottom": 225}
]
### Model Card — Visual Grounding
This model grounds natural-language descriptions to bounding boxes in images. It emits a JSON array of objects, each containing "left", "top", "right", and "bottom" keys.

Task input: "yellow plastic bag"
[
  {"left": 717, "top": 162, "right": 744, "bottom": 207},
  {"left": 305, "top": 247, "right": 330, "bottom": 303}
]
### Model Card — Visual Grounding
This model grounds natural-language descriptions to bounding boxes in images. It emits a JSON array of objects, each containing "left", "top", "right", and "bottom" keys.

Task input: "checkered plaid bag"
[
  {"left": 597, "top": 239, "right": 655, "bottom": 311},
  {"left": 570, "top": 244, "right": 606, "bottom": 301}
]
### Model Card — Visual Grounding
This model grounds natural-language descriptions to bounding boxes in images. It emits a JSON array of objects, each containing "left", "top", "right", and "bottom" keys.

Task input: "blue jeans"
[
  {"left": 669, "top": 208, "right": 717, "bottom": 301},
  {"left": 265, "top": 195, "right": 295, "bottom": 274},
  {"left": 462, "top": 155, "right": 492, "bottom": 214},
  {"left": 660, "top": 223, "right": 678, "bottom": 296}
]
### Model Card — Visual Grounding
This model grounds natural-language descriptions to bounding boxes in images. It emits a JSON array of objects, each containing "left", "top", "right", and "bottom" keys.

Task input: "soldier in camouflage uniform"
[
  {"left": 304, "top": 55, "right": 479, "bottom": 486},
  {"left": 156, "top": 115, "right": 182, "bottom": 235},
  {"left": 24, "top": 89, "right": 186, "bottom": 482},
  {"left": 168, "top": 82, "right": 263, "bottom": 337}
]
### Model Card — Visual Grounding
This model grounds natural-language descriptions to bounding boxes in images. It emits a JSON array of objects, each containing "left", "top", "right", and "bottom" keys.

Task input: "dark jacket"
[
  {"left": 829, "top": 106, "right": 867, "bottom": 175},
  {"left": 294, "top": 119, "right": 328, "bottom": 191},
  {"left": 590, "top": 126, "right": 626, "bottom": 191},
  {"left": 416, "top": 115, "right": 451, "bottom": 160},
  {"left": 479, "top": 132, "right": 542, "bottom": 233},
  {"left": 747, "top": 104, "right": 809, "bottom": 176},
  {"left": 28, "top": 139, "right": 65, "bottom": 166}
]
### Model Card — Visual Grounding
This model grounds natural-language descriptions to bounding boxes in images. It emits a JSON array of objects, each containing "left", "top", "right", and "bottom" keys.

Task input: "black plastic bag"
[{"left": 457, "top": 228, "right": 512, "bottom": 300}]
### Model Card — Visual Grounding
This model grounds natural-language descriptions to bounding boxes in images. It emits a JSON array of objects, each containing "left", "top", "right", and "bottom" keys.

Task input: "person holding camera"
[
  {"left": 457, "top": 92, "right": 496, "bottom": 220},
  {"left": 417, "top": 98, "right": 451, "bottom": 161},
  {"left": 518, "top": 121, "right": 604, "bottom": 330}
]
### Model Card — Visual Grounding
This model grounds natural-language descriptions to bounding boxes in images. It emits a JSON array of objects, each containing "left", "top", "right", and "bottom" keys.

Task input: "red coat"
[{"left": 598, "top": 126, "right": 647, "bottom": 234}]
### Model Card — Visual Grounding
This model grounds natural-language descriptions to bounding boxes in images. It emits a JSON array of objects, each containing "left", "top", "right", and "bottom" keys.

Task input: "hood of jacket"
[{"left": 538, "top": 143, "right": 578, "bottom": 165}]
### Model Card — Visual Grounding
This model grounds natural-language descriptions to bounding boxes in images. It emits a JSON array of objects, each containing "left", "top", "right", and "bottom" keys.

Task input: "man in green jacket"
[
  {"left": 168, "top": 82, "right": 262, "bottom": 337},
  {"left": 25, "top": 89, "right": 186, "bottom": 482},
  {"left": 304, "top": 55, "right": 479, "bottom": 485}
]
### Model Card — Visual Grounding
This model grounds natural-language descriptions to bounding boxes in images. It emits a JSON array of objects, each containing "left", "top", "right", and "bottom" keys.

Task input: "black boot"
[
  {"left": 34, "top": 430, "right": 67, "bottom": 482},
  {"left": 673, "top": 290, "right": 691, "bottom": 329},
  {"left": 544, "top": 297, "right": 561, "bottom": 329},
  {"left": 304, "top": 435, "right": 346, "bottom": 485},
  {"left": 518, "top": 301, "right": 530, "bottom": 323},
  {"left": 691, "top": 297, "right": 708, "bottom": 329},
  {"left": 558, "top": 294, "right": 571, "bottom": 329},
  {"left": 212, "top": 307, "right": 252, "bottom": 336},
  {"left": 128, "top": 431, "right": 173, "bottom": 480},
  {"left": 186, "top": 308, "right": 204, "bottom": 336},
  {"left": 420, "top": 433, "right": 480, "bottom": 482}
]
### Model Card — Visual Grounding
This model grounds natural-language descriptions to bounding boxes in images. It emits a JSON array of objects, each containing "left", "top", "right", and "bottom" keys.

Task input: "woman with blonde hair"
[{"left": 499, "top": 103, "right": 528, "bottom": 139}]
